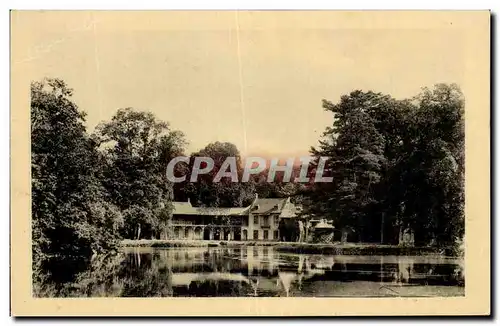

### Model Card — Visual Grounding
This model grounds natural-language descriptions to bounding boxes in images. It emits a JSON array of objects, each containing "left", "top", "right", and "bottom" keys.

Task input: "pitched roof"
[
  {"left": 251, "top": 198, "right": 287, "bottom": 214},
  {"left": 172, "top": 201, "right": 250, "bottom": 216},
  {"left": 172, "top": 195, "right": 300, "bottom": 217},
  {"left": 314, "top": 221, "right": 335, "bottom": 229}
]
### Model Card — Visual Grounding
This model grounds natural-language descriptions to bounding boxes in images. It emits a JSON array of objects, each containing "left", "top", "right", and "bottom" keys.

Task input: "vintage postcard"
[{"left": 10, "top": 10, "right": 490, "bottom": 316}]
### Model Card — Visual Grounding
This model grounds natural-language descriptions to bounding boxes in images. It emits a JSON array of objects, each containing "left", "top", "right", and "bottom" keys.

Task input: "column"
[{"left": 248, "top": 213, "right": 254, "bottom": 240}]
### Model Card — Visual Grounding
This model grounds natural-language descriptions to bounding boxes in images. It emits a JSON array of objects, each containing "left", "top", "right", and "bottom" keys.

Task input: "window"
[
  {"left": 253, "top": 230, "right": 259, "bottom": 240},
  {"left": 254, "top": 215, "right": 259, "bottom": 225},
  {"left": 263, "top": 216, "right": 269, "bottom": 226},
  {"left": 274, "top": 215, "right": 280, "bottom": 226},
  {"left": 263, "top": 230, "right": 269, "bottom": 240},
  {"left": 274, "top": 231, "right": 279, "bottom": 240}
]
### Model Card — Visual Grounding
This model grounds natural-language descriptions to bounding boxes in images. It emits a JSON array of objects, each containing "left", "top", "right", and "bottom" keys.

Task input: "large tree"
[
  {"left": 307, "top": 91, "right": 387, "bottom": 242},
  {"left": 402, "top": 84, "right": 465, "bottom": 246},
  {"left": 31, "top": 78, "right": 123, "bottom": 288},
  {"left": 95, "top": 108, "right": 186, "bottom": 239},
  {"left": 178, "top": 142, "right": 255, "bottom": 208},
  {"left": 304, "top": 84, "right": 465, "bottom": 246}
]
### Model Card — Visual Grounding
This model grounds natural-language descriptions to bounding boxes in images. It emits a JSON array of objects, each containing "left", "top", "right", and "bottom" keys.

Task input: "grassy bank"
[
  {"left": 120, "top": 239, "right": 454, "bottom": 256},
  {"left": 121, "top": 239, "right": 280, "bottom": 248}
]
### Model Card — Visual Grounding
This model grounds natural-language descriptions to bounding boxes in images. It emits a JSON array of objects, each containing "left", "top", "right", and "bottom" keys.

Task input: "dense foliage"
[
  {"left": 305, "top": 84, "right": 465, "bottom": 246},
  {"left": 31, "top": 79, "right": 124, "bottom": 291},
  {"left": 94, "top": 108, "right": 186, "bottom": 240},
  {"left": 32, "top": 78, "right": 464, "bottom": 294},
  {"left": 176, "top": 141, "right": 256, "bottom": 208}
]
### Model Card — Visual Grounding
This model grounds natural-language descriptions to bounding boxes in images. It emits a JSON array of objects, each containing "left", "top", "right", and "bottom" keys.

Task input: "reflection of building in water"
[
  {"left": 276, "top": 255, "right": 333, "bottom": 296},
  {"left": 244, "top": 246, "right": 278, "bottom": 276},
  {"left": 240, "top": 247, "right": 334, "bottom": 296},
  {"left": 394, "top": 257, "right": 415, "bottom": 284},
  {"left": 142, "top": 247, "right": 340, "bottom": 297},
  {"left": 124, "top": 246, "right": 337, "bottom": 296},
  {"left": 168, "top": 194, "right": 300, "bottom": 241},
  {"left": 119, "top": 247, "right": 463, "bottom": 297}
]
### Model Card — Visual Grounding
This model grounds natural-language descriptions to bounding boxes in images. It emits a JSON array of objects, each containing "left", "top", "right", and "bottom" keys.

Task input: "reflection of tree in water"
[
  {"left": 393, "top": 257, "right": 415, "bottom": 284},
  {"left": 33, "top": 255, "right": 92, "bottom": 297},
  {"left": 275, "top": 254, "right": 334, "bottom": 296},
  {"left": 67, "top": 253, "right": 128, "bottom": 297},
  {"left": 203, "top": 248, "right": 240, "bottom": 273},
  {"left": 35, "top": 248, "right": 460, "bottom": 297},
  {"left": 277, "top": 272, "right": 296, "bottom": 297},
  {"left": 35, "top": 250, "right": 174, "bottom": 297},
  {"left": 187, "top": 279, "right": 253, "bottom": 297},
  {"left": 116, "top": 251, "right": 173, "bottom": 297},
  {"left": 34, "top": 254, "right": 121, "bottom": 297},
  {"left": 173, "top": 248, "right": 333, "bottom": 297},
  {"left": 454, "top": 260, "right": 465, "bottom": 285}
]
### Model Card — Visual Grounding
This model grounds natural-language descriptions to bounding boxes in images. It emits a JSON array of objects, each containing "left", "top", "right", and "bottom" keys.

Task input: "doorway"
[
  {"left": 233, "top": 229, "right": 242, "bottom": 241},
  {"left": 203, "top": 228, "right": 211, "bottom": 240}
]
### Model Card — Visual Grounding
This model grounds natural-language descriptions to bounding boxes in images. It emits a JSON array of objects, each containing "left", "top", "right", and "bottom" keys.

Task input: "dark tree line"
[
  {"left": 304, "top": 84, "right": 464, "bottom": 247},
  {"left": 32, "top": 78, "right": 464, "bottom": 293},
  {"left": 31, "top": 79, "right": 186, "bottom": 290},
  {"left": 32, "top": 79, "right": 124, "bottom": 291}
]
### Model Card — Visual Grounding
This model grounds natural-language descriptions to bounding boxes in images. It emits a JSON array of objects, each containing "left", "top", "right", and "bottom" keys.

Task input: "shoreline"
[{"left": 120, "top": 239, "right": 457, "bottom": 256}]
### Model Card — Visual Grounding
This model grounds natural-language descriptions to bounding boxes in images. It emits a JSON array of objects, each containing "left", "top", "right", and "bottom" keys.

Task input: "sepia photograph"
[{"left": 10, "top": 10, "right": 490, "bottom": 316}]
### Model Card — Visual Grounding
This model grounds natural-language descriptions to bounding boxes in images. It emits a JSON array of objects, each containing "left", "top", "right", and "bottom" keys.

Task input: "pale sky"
[{"left": 12, "top": 11, "right": 465, "bottom": 157}]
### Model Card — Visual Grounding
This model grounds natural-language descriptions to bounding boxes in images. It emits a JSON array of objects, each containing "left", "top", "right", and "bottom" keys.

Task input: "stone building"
[{"left": 168, "top": 194, "right": 300, "bottom": 241}]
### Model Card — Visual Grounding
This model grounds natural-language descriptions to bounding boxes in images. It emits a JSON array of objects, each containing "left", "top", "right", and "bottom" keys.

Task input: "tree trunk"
[
  {"left": 137, "top": 225, "right": 141, "bottom": 240},
  {"left": 380, "top": 212, "right": 385, "bottom": 244}
]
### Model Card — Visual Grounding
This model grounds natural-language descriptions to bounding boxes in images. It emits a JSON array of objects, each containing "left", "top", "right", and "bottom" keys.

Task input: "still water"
[{"left": 93, "top": 246, "right": 465, "bottom": 297}]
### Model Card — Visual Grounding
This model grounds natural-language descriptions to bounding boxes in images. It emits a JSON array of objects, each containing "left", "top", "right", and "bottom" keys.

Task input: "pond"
[{"left": 62, "top": 246, "right": 465, "bottom": 297}]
